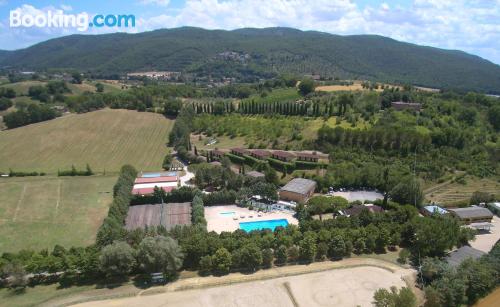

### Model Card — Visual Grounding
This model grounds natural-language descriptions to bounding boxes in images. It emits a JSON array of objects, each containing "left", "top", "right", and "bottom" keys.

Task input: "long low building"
[
  {"left": 448, "top": 206, "right": 494, "bottom": 224},
  {"left": 279, "top": 178, "right": 317, "bottom": 203},
  {"left": 132, "top": 173, "right": 179, "bottom": 196},
  {"left": 125, "top": 202, "right": 192, "bottom": 230}
]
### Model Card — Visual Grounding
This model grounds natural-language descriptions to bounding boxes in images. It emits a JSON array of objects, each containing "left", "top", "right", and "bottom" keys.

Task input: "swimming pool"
[
  {"left": 141, "top": 171, "right": 177, "bottom": 178},
  {"left": 220, "top": 211, "right": 236, "bottom": 216},
  {"left": 239, "top": 219, "right": 289, "bottom": 232}
]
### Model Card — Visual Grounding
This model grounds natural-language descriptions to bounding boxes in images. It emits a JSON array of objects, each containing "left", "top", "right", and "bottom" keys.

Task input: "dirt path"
[{"left": 44, "top": 258, "right": 413, "bottom": 307}]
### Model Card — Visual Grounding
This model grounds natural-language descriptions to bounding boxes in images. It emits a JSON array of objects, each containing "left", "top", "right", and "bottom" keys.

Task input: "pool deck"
[{"left": 205, "top": 205, "right": 299, "bottom": 233}]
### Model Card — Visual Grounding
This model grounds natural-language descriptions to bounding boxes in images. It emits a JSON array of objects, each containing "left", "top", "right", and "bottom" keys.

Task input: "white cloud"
[
  {"left": 138, "top": 0, "right": 500, "bottom": 63},
  {"left": 139, "top": 0, "right": 171, "bottom": 6},
  {"left": 60, "top": 4, "right": 73, "bottom": 11}
]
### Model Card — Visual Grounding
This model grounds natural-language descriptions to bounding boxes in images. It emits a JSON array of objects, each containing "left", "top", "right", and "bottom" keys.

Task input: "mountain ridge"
[{"left": 1, "top": 27, "right": 499, "bottom": 93}]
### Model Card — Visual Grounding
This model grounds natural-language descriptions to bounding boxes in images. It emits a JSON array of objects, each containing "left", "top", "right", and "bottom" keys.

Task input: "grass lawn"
[
  {"left": 0, "top": 283, "right": 95, "bottom": 307},
  {"left": 0, "top": 175, "right": 116, "bottom": 253},
  {"left": 0, "top": 81, "right": 47, "bottom": 96},
  {"left": 0, "top": 109, "right": 174, "bottom": 174}
]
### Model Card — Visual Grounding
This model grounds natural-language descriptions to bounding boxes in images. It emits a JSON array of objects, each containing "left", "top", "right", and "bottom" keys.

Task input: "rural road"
[{"left": 45, "top": 258, "right": 416, "bottom": 307}]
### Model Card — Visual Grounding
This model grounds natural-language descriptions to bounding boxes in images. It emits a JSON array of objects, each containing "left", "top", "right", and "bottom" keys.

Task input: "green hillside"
[{"left": 1, "top": 27, "right": 499, "bottom": 93}]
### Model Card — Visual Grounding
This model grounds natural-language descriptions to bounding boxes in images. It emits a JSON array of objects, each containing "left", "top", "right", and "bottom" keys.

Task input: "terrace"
[{"left": 204, "top": 205, "right": 298, "bottom": 233}]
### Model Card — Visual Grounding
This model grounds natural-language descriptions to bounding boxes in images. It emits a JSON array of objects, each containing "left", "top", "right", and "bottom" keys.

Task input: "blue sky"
[{"left": 0, "top": 0, "right": 499, "bottom": 64}]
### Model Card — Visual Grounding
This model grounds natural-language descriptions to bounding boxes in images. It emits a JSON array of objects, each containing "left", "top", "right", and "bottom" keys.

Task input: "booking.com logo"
[{"left": 10, "top": 10, "right": 135, "bottom": 31}]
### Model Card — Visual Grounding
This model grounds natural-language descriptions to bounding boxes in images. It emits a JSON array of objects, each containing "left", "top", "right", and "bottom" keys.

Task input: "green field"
[
  {"left": 0, "top": 109, "right": 174, "bottom": 174},
  {"left": 0, "top": 81, "right": 46, "bottom": 96},
  {"left": 0, "top": 175, "right": 116, "bottom": 253}
]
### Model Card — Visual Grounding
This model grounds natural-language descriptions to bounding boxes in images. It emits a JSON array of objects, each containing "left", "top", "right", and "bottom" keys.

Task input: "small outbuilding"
[
  {"left": 448, "top": 207, "right": 494, "bottom": 224},
  {"left": 421, "top": 205, "right": 448, "bottom": 216},
  {"left": 279, "top": 178, "right": 316, "bottom": 203}
]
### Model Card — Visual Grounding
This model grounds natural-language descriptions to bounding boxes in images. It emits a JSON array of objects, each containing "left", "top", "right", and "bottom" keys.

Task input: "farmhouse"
[
  {"left": 231, "top": 148, "right": 250, "bottom": 156},
  {"left": 391, "top": 101, "right": 422, "bottom": 111},
  {"left": 279, "top": 178, "right": 316, "bottom": 203},
  {"left": 246, "top": 170, "right": 265, "bottom": 179},
  {"left": 250, "top": 149, "right": 271, "bottom": 160},
  {"left": 272, "top": 150, "right": 296, "bottom": 162},
  {"left": 343, "top": 204, "right": 384, "bottom": 217},
  {"left": 448, "top": 207, "right": 494, "bottom": 224},
  {"left": 125, "top": 202, "right": 191, "bottom": 230}
]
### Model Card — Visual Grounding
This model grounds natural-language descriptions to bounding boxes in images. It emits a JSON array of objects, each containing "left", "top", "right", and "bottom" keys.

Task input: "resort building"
[
  {"left": 250, "top": 149, "right": 271, "bottom": 160},
  {"left": 342, "top": 204, "right": 384, "bottom": 217},
  {"left": 448, "top": 206, "right": 494, "bottom": 224},
  {"left": 271, "top": 150, "right": 296, "bottom": 162},
  {"left": 279, "top": 178, "right": 316, "bottom": 203},
  {"left": 446, "top": 246, "right": 485, "bottom": 267},
  {"left": 296, "top": 152, "right": 320, "bottom": 162},
  {"left": 231, "top": 148, "right": 250, "bottom": 156},
  {"left": 132, "top": 174, "right": 179, "bottom": 196}
]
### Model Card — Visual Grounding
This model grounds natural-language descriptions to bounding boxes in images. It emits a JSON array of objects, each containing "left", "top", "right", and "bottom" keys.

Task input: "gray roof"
[
  {"left": 448, "top": 207, "right": 493, "bottom": 220},
  {"left": 446, "top": 246, "right": 485, "bottom": 267},
  {"left": 246, "top": 171, "right": 265, "bottom": 178},
  {"left": 280, "top": 178, "right": 316, "bottom": 195}
]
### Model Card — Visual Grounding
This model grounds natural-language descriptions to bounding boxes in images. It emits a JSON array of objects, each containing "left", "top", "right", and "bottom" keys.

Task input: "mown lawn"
[
  {"left": 0, "top": 175, "right": 116, "bottom": 253},
  {"left": 0, "top": 109, "right": 174, "bottom": 174}
]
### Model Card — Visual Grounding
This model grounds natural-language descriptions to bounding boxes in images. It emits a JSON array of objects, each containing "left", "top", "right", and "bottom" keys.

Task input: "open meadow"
[
  {"left": 0, "top": 175, "right": 116, "bottom": 253},
  {"left": 0, "top": 109, "right": 174, "bottom": 174}
]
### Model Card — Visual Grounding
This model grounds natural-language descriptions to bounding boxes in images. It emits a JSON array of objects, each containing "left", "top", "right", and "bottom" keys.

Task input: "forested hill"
[{"left": 1, "top": 27, "right": 500, "bottom": 93}]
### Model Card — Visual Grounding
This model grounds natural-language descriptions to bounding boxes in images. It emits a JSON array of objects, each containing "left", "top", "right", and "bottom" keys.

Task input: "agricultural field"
[
  {"left": 0, "top": 109, "right": 174, "bottom": 174},
  {"left": 191, "top": 114, "right": 373, "bottom": 151},
  {"left": 424, "top": 176, "right": 500, "bottom": 206},
  {"left": 0, "top": 175, "right": 116, "bottom": 252},
  {"left": 0, "top": 80, "right": 124, "bottom": 97},
  {"left": 316, "top": 81, "right": 402, "bottom": 92}
]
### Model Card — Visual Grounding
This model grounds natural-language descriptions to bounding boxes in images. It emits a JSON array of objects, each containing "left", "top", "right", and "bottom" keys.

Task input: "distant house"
[
  {"left": 343, "top": 204, "right": 384, "bottom": 217},
  {"left": 246, "top": 170, "right": 265, "bottom": 179},
  {"left": 448, "top": 206, "right": 494, "bottom": 224},
  {"left": 391, "top": 101, "right": 422, "bottom": 111},
  {"left": 231, "top": 148, "right": 250, "bottom": 156},
  {"left": 279, "top": 178, "right": 317, "bottom": 203},
  {"left": 421, "top": 205, "right": 448, "bottom": 216},
  {"left": 271, "top": 150, "right": 296, "bottom": 162},
  {"left": 250, "top": 149, "right": 271, "bottom": 160},
  {"left": 296, "top": 152, "right": 320, "bottom": 163},
  {"left": 446, "top": 246, "right": 485, "bottom": 267}
]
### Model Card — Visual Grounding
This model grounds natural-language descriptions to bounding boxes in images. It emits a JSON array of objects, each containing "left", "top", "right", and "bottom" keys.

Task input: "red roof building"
[
  {"left": 134, "top": 176, "right": 178, "bottom": 184},
  {"left": 132, "top": 186, "right": 175, "bottom": 195}
]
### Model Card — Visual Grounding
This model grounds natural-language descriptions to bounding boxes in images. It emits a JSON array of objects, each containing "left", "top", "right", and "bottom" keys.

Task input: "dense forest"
[{"left": 1, "top": 27, "right": 500, "bottom": 93}]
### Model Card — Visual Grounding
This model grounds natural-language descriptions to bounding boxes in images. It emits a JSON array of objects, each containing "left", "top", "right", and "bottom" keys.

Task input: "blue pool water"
[
  {"left": 220, "top": 211, "right": 236, "bottom": 216},
  {"left": 142, "top": 172, "right": 177, "bottom": 178},
  {"left": 239, "top": 219, "right": 289, "bottom": 232}
]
